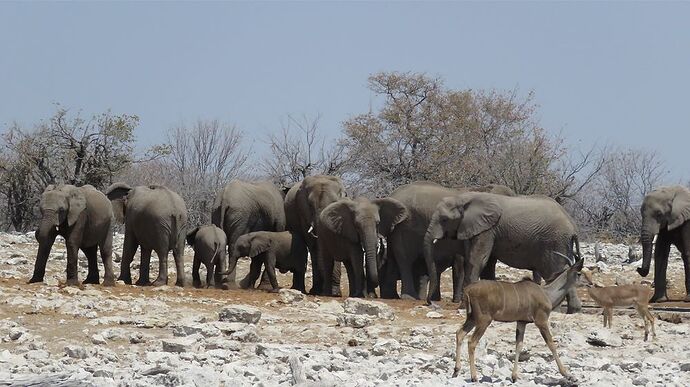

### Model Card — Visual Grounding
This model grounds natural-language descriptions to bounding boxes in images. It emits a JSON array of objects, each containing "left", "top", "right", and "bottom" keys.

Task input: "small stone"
[
  {"left": 91, "top": 334, "right": 107, "bottom": 345},
  {"left": 129, "top": 332, "right": 145, "bottom": 344},
  {"left": 161, "top": 335, "right": 201, "bottom": 353},
  {"left": 371, "top": 339, "right": 401, "bottom": 356},
  {"left": 336, "top": 313, "right": 373, "bottom": 328},
  {"left": 8, "top": 327, "right": 26, "bottom": 341},
  {"left": 230, "top": 325, "right": 260, "bottom": 343},
  {"left": 317, "top": 300, "right": 344, "bottom": 314},
  {"left": 279, "top": 288, "right": 305, "bottom": 304},
  {"left": 342, "top": 298, "right": 394, "bottom": 320},
  {"left": 587, "top": 329, "right": 623, "bottom": 347},
  {"left": 218, "top": 305, "right": 262, "bottom": 324},
  {"left": 64, "top": 345, "right": 89, "bottom": 359},
  {"left": 657, "top": 312, "right": 683, "bottom": 324},
  {"left": 680, "top": 363, "right": 690, "bottom": 372},
  {"left": 426, "top": 311, "right": 443, "bottom": 319},
  {"left": 93, "top": 369, "right": 113, "bottom": 378}
]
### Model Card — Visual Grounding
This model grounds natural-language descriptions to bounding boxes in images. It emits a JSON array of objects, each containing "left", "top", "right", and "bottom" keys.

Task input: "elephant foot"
[
  {"left": 566, "top": 305, "right": 582, "bottom": 314},
  {"left": 257, "top": 282, "right": 273, "bottom": 291},
  {"left": 684, "top": 294, "right": 690, "bottom": 302},
  {"left": 118, "top": 275, "right": 133, "bottom": 285},
  {"left": 152, "top": 277, "right": 169, "bottom": 287},
  {"left": 193, "top": 279, "right": 202, "bottom": 288},
  {"left": 102, "top": 277, "right": 116, "bottom": 287},
  {"left": 650, "top": 293, "right": 669, "bottom": 303},
  {"left": 135, "top": 278, "right": 152, "bottom": 286},
  {"left": 366, "top": 291, "right": 378, "bottom": 299},
  {"left": 400, "top": 294, "right": 416, "bottom": 301},
  {"left": 238, "top": 279, "right": 251, "bottom": 290},
  {"left": 268, "top": 287, "right": 281, "bottom": 293},
  {"left": 28, "top": 276, "right": 44, "bottom": 284},
  {"left": 65, "top": 277, "right": 80, "bottom": 287},
  {"left": 82, "top": 276, "right": 100, "bottom": 285},
  {"left": 174, "top": 279, "right": 185, "bottom": 287},
  {"left": 290, "top": 286, "right": 307, "bottom": 294}
]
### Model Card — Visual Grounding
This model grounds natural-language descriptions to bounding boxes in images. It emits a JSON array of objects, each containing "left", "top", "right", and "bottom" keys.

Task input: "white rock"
[
  {"left": 342, "top": 298, "right": 395, "bottom": 320},
  {"left": 64, "top": 345, "right": 90, "bottom": 359},
  {"left": 8, "top": 327, "right": 26, "bottom": 341},
  {"left": 218, "top": 305, "right": 262, "bottom": 324},
  {"left": 230, "top": 325, "right": 260, "bottom": 343},
  {"left": 337, "top": 313, "right": 373, "bottom": 328},
  {"left": 279, "top": 288, "right": 305, "bottom": 304},
  {"left": 426, "top": 311, "right": 443, "bottom": 319},
  {"left": 91, "top": 334, "right": 107, "bottom": 345},
  {"left": 317, "top": 300, "right": 344, "bottom": 314},
  {"left": 371, "top": 339, "right": 401, "bottom": 356},
  {"left": 161, "top": 335, "right": 202, "bottom": 353}
]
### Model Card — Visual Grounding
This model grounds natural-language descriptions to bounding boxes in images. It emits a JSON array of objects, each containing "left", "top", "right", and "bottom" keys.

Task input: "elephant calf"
[
  {"left": 186, "top": 225, "right": 227, "bottom": 289},
  {"left": 230, "top": 231, "right": 308, "bottom": 293}
]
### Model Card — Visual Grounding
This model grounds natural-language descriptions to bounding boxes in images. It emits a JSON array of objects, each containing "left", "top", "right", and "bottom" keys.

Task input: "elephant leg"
[
  {"left": 240, "top": 257, "right": 263, "bottom": 289},
  {"left": 263, "top": 253, "right": 281, "bottom": 292},
  {"left": 205, "top": 262, "right": 214, "bottom": 289},
  {"left": 350, "top": 256, "right": 365, "bottom": 298},
  {"left": 683, "top": 253, "right": 690, "bottom": 302},
  {"left": 30, "top": 234, "right": 57, "bottom": 283},
  {"left": 651, "top": 235, "right": 671, "bottom": 302},
  {"left": 119, "top": 232, "right": 138, "bottom": 285},
  {"left": 65, "top": 242, "right": 80, "bottom": 286},
  {"left": 479, "top": 256, "right": 497, "bottom": 280},
  {"left": 152, "top": 249, "right": 169, "bottom": 286},
  {"left": 463, "top": 235, "right": 495, "bottom": 288},
  {"left": 136, "top": 248, "right": 152, "bottom": 286},
  {"left": 392, "top": 240, "right": 418, "bottom": 300},
  {"left": 291, "top": 270, "right": 306, "bottom": 293},
  {"left": 331, "top": 261, "right": 342, "bottom": 297},
  {"left": 565, "top": 286, "right": 582, "bottom": 314},
  {"left": 379, "top": 255, "right": 400, "bottom": 299},
  {"left": 532, "top": 271, "right": 543, "bottom": 284},
  {"left": 257, "top": 269, "right": 273, "bottom": 291},
  {"left": 452, "top": 254, "right": 465, "bottom": 303},
  {"left": 82, "top": 245, "right": 100, "bottom": 284},
  {"left": 99, "top": 231, "right": 115, "bottom": 286},
  {"left": 308, "top": 237, "right": 322, "bottom": 295},
  {"left": 343, "top": 259, "right": 356, "bottom": 297},
  {"left": 320, "top": 247, "right": 335, "bottom": 297},
  {"left": 172, "top": 238, "right": 186, "bottom": 287},
  {"left": 192, "top": 253, "right": 202, "bottom": 288}
]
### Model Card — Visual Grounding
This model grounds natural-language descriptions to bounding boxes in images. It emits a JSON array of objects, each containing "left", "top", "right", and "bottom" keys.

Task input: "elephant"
[
  {"left": 637, "top": 185, "right": 690, "bottom": 302},
  {"left": 212, "top": 180, "right": 286, "bottom": 288},
  {"left": 284, "top": 175, "right": 346, "bottom": 295},
  {"left": 318, "top": 197, "right": 408, "bottom": 298},
  {"left": 186, "top": 225, "right": 227, "bottom": 289},
  {"left": 29, "top": 184, "right": 115, "bottom": 287},
  {"left": 106, "top": 183, "right": 187, "bottom": 287},
  {"left": 423, "top": 192, "right": 582, "bottom": 313},
  {"left": 230, "top": 231, "right": 308, "bottom": 292},
  {"left": 383, "top": 181, "right": 515, "bottom": 301}
]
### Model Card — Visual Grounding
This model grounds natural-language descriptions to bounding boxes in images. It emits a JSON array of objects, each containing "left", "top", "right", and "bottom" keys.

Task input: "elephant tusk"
[
  {"left": 308, "top": 225, "right": 314, "bottom": 233},
  {"left": 54, "top": 226, "right": 59, "bottom": 232},
  {"left": 432, "top": 238, "right": 438, "bottom": 244}
]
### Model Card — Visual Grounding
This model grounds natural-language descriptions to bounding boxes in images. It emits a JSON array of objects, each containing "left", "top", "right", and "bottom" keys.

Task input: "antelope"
[
  {"left": 583, "top": 272, "right": 656, "bottom": 341},
  {"left": 453, "top": 237, "right": 583, "bottom": 382}
]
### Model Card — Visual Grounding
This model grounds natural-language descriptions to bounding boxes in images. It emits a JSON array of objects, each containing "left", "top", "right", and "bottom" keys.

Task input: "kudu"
[{"left": 453, "top": 236, "right": 583, "bottom": 382}]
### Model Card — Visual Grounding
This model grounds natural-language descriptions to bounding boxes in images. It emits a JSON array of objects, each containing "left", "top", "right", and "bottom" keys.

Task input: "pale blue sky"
[{"left": 1, "top": 2, "right": 689, "bottom": 179}]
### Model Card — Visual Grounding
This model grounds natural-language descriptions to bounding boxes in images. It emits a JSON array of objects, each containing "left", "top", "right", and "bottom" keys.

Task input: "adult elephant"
[
  {"left": 212, "top": 180, "right": 286, "bottom": 288},
  {"left": 106, "top": 183, "right": 187, "bottom": 287},
  {"left": 284, "top": 175, "right": 346, "bottom": 295},
  {"left": 638, "top": 185, "right": 690, "bottom": 302},
  {"left": 383, "top": 182, "right": 515, "bottom": 301},
  {"left": 424, "top": 192, "right": 581, "bottom": 312},
  {"left": 318, "top": 197, "right": 407, "bottom": 297},
  {"left": 29, "top": 184, "right": 115, "bottom": 286}
]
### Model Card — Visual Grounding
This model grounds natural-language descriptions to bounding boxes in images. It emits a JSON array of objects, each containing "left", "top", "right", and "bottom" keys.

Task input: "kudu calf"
[
  {"left": 453, "top": 237, "right": 583, "bottom": 382},
  {"left": 584, "top": 275, "right": 656, "bottom": 341}
]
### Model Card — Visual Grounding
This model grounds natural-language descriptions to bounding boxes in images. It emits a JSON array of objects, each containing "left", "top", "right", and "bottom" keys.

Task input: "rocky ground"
[{"left": 1, "top": 233, "right": 690, "bottom": 387}]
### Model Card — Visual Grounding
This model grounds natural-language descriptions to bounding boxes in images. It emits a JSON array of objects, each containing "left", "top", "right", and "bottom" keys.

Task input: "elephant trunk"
[
  {"left": 638, "top": 227, "right": 656, "bottom": 277},
  {"left": 363, "top": 226, "right": 379, "bottom": 288},
  {"left": 423, "top": 218, "right": 444, "bottom": 304},
  {"left": 31, "top": 212, "right": 59, "bottom": 282}
]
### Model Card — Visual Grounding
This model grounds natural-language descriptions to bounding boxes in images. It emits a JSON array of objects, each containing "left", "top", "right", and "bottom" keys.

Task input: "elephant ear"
[
  {"left": 320, "top": 200, "right": 358, "bottom": 243},
  {"left": 105, "top": 183, "right": 132, "bottom": 223},
  {"left": 248, "top": 235, "right": 272, "bottom": 258},
  {"left": 372, "top": 197, "right": 408, "bottom": 236},
  {"left": 186, "top": 227, "right": 200, "bottom": 246},
  {"left": 669, "top": 188, "right": 690, "bottom": 230},
  {"left": 456, "top": 194, "right": 502, "bottom": 240},
  {"left": 67, "top": 187, "right": 87, "bottom": 227}
]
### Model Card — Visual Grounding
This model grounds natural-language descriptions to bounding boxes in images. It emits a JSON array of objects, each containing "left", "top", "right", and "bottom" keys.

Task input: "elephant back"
[{"left": 213, "top": 180, "right": 286, "bottom": 233}]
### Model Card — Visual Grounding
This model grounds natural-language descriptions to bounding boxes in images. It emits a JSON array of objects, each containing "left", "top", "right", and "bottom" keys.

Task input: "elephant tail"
[{"left": 211, "top": 240, "right": 223, "bottom": 266}]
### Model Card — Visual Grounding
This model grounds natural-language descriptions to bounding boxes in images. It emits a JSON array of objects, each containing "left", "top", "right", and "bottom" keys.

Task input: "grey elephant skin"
[
  {"left": 383, "top": 181, "right": 515, "bottom": 301},
  {"left": 30, "top": 184, "right": 115, "bottom": 287},
  {"left": 424, "top": 192, "right": 581, "bottom": 312},
  {"left": 106, "top": 183, "right": 188, "bottom": 287},
  {"left": 212, "top": 180, "right": 286, "bottom": 288},
  {"left": 231, "top": 231, "right": 308, "bottom": 292},
  {"left": 186, "top": 225, "right": 227, "bottom": 289},
  {"left": 638, "top": 185, "right": 690, "bottom": 302},
  {"left": 318, "top": 197, "right": 408, "bottom": 298},
  {"left": 284, "top": 175, "right": 346, "bottom": 295}
]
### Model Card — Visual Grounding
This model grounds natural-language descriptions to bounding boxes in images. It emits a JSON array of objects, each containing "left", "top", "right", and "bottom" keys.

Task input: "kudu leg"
[
  {"left": 468, "top": 320, "right": 490, "bottom": 382},
  {"left": 512, "top": 322, "right": 527, "bottom": 382},
  {"left": 535, "top": 320, "right": 570, "bottom": 378},
  {"left": 453, "top": 319, "right": 475, "bottom": 378}
]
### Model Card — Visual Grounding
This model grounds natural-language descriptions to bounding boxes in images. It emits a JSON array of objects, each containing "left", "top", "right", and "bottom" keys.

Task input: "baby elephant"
[
  {"left": 186, "top": 225, "right": 227, "bottom": 289},
  {"left": 231, "top": 231, "right": 308, "bottom": 293}
]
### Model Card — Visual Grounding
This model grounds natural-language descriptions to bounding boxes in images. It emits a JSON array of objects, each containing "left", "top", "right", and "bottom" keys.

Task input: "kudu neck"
[{"left": 542, "top": 270, "right": 573, "bottom": 310}]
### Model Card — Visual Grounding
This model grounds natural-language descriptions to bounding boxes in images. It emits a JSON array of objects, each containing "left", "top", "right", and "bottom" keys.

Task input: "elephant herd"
[{"left": 27, "top": 177, "right": 690, "bottom": 306}]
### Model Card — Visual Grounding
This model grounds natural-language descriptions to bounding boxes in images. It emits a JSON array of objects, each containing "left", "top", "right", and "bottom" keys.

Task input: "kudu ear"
[
  {"left": 372, "top": 197, "right": 408, "bottom": 236},
  {"left": 66, "top": 187, "right": 87, "bottom": 227},
  {"left": 320, "top": 199, "right": 358, "bottom": 243},
  {"left": 248, "top": 235, "right": 272, "bottom": 258},
  {"left": 456, "top": 194, "right": 502, "bottom": 240},
  {"left": 669, "top": 187, "right": 690, "bottom": 230},
  {"left": 186, "top": 227, "right": 200, "bottom": 246}
]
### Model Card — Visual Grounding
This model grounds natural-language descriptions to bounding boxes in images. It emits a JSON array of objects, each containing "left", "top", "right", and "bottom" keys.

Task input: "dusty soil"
[{"left": 1, "top": 233, "right": 690, "bottom": 386}]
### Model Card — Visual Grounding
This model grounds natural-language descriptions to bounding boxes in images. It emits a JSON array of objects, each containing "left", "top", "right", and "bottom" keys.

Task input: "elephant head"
[
  {"left": 423, "top": 193, "right": 502, "bottom": 303},
  {"left": 105, "top": 182, "right": 133, "bottom": 223},
  {"left": 638, "top": 186, "right": 690, "bottom": 276},
  {"left": 299, "top": 175, "right": 346, "bottom": 238},
  {"left": 36, "top": 185, "right": 87, "bottom": 241},
  {"left": 226, "top": 232, "right": 273, "bottom": 277},
  {"left": 320, "top": 197, "right": 407, "bottom": 288}
]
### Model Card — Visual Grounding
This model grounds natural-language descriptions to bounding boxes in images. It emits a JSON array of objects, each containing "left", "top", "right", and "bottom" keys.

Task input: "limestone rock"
[{"left": 218, "top": 305, "right": 262, "bottom": 324}]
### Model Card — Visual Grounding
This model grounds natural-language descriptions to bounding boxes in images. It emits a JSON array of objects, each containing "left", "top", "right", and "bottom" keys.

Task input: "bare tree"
[{"left": 263, "top": 114, "right": 347, "bottom": 187}]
